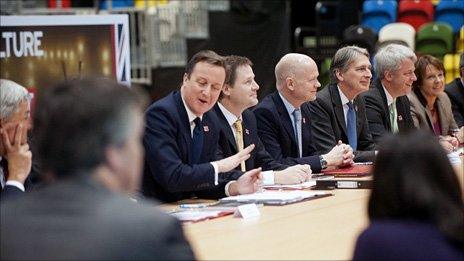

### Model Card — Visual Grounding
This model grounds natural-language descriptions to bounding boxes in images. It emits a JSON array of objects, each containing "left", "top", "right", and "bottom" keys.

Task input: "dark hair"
[
  {"left": 219, "top": 55, "right": 253, "bottom": 100},
  {"left": 369, "top": 131, "right": 463, "bottom": 246},
  {"left": 224, "top": 55, "right": 253, "bottom": 86},
  {"left": 33, "top": 77, "right": 146, "bottom": 176},
  {"left": 184, "top": 50, "right": 224, "bottom": 78},
  {"left": 412, "top": 55, "right": 445, "bottom": 91}
]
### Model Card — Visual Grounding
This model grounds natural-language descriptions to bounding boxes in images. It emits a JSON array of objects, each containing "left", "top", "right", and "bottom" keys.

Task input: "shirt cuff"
[
  {"left": 211, "top": 162, "right": 219, "bottom": 185},
  {"left": 262, "top": 170, "right": 274, "bottom": 185},
  {"left": 5, "top": 180, "right": 25, "bottom": 192},
  {"left": 225, "top": 181, "right": 236, "bottom": 196}
]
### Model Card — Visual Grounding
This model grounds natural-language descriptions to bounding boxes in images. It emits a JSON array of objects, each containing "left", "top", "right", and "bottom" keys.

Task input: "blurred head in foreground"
[
  {"left": 33, "top": 77, "right": 146, "bottom": 195},
  {"left": 369, "top": 130, "right": 463, "bottom": 245}
]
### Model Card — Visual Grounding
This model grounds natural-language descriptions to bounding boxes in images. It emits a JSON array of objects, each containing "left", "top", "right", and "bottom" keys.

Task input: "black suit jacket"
[
  {"left": 0, "top": 159, "right": 33, "bottom": 201},
  {"left": 308, "top": 83, "right": 376, "bottom": 162},
  {"left": 361, "top": 79, "right": 415, "bottom": 144},
  {"left": 0, "top": 175, "right": 194, "bottom": 260},
  {"left": 445, "top": 78, "right": 464, "bottom": 127},
  {"left": 213, "top": 104, "right": 287, "bottom": 172},
  {"left": 142, "top": 91, "right": 241, "bottom": 203},
  {"left": 253, "top": 92, "right": 322, "bottom": 173}
]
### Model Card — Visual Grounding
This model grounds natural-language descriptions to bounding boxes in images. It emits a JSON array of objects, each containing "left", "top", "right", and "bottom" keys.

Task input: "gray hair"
[
  {"left": 374, "top": 44, "right": 417, "bottom": 80},
  {"left": 330, "top": 46, "right": 370, "bottom": 83},
  {"left": 0, "top": 79, "right": 30, "bottom": 120}
]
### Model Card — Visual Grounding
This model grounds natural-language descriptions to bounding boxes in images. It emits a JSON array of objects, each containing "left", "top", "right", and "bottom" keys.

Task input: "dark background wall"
[{"left": 147, "top": 0, "right": 363, "bottom": 102}]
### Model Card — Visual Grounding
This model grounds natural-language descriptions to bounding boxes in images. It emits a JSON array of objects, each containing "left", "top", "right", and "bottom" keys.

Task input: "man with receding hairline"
[
  {"left": 214, "top": 55, "right": 312, "bottom": 185},
  {"left": 254, "top": 53, "right": 353, "bottom": 173}
]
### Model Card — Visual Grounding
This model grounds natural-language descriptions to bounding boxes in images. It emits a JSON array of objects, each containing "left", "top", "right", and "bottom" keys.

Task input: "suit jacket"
[
  {"left": 143, "top": 91, "right": 241, "bottom": 203},
  {"left": 253, "top": 92, "right": 322, "bottom": 173},
  {"left": 0, "top": 159, "right": 32, "bottom": 201},
  {"left": 408, "top": 90, "right": 458, "bottom": 136},
  {"left": 213, "top": 104, "right": 287, "bottom": 172},
  {"left": 445, "top": 78, "right": 464, "bottom": 127},
  {"left": 361, "top": 79, "right": 415, "bottom": 144},
  {"left": 0, "top": 175, "right": 194, "bottom": 260},
  {"left": 308, "top": 83, "right": 376, "bottom": 162},
  {"left": 353, "top": 220, "right": 463, "bottom": 261}
]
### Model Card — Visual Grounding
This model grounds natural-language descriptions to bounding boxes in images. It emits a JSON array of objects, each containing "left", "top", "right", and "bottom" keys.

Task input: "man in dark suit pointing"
[{"left": 143, "top": 50, "right": 262, "bottom": 203}]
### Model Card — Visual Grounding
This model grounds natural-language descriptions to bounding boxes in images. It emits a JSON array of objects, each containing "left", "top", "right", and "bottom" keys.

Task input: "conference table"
[
  {"left": 164, "top": 188, "right": 371, "bottom": 260},
  {"left": 162, "top": 154, "right": 463, "bottom": 260}
]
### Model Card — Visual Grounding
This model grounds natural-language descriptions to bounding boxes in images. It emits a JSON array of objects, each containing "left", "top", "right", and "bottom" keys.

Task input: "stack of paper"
[
  {"left": 170, "top": 210, "right": 233, "bottom": 223},
  {"left": 219, "top": 190, "right": 332, "bottom": 205}
]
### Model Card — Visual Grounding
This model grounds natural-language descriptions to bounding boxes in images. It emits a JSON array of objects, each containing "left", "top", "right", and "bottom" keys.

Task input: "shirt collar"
[
  {"left": 337, "top": 85, "right": 351, "bottom": 105},
  {"left": 278, "top": 92, "right": 298, "bottom": 116},
  {"left": 382, "top": 84, "right": 394, "bottom": 106},
  {"left": 460, "top": 78, "right": 464, "bottom": 87},
  {"left": 181, "top": 93, "right": 203, "bottom": 123},
  {"left": 218, "top": 102, "right": 240, "bottom": 127}
]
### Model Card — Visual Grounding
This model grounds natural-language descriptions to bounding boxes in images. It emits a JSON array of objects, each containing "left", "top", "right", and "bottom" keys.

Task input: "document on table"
[
  {"left": 170, "top": 210, "right": 233, "bottom": 223},
  {"left": 262, "top": 175, "right": 334, "bottom": 190},
  {"left": 219, "top": 190, "right": 332, "bottom": 205}
]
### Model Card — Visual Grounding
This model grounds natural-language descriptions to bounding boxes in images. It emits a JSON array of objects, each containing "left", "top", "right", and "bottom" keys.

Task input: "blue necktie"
[
  {"left": 191, "top": 117, "right": 204, "bottom": 164},
  {"left": 292, "top": 109, "right": 303, "bottom": 157},
  {"left": 346, "top": 102, "right": 357, "bottom": 151}
]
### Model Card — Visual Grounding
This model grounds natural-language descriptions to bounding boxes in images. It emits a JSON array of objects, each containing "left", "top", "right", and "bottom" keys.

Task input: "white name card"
[{"left": 235, "top": 203, "right": 261, "bottom": 219}]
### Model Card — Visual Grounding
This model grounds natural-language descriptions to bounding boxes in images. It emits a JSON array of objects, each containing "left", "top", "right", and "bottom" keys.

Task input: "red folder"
[{"left": 321, "top": 164, "right": 372, "bottom": 177}]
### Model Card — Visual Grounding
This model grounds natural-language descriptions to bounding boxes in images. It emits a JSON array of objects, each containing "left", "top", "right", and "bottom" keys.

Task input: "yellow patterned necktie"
[{"left": 233, "top": 119, "right": 246, "bottom": 172}]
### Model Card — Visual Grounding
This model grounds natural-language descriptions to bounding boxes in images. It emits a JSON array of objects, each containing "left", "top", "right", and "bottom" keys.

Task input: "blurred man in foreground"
[{"left": 1, "top": 78, "right": 194, "bottom": 260}]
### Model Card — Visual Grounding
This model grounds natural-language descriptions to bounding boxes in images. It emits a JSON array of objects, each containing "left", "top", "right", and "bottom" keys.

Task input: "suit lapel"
[
  {"left": 436, "top": 96, "right": 448, "bottom": 135},
  {"left": 375, "top": 80, "right": 392, "bottom": 130},
  {"left": 329, "top": 84, "right": 348, "bottom": 135},
  {"left": 300, "top": 104, "right": 311, "bottom": 155},
  {"left": 213, "top": 104, "right": 238, "bottom": 152},
  {"left": 354, "top": 97, "right": 363, "bottom": 137},
  {"left": 174, "top": 91, "right": 195, "bottom": 164},
  {"left": 272, "top": 92, "right": 298, "bottom": 146}
]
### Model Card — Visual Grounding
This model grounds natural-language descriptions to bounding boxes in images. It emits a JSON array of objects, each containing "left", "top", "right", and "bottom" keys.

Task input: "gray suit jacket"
[
  {"left": 1, "top": 175, "right": 194, "bottom": 260},
  {"left": 308, "top": 83, "right": 376, "bottom": 162},
  {"left": 408, "top": 91, "right": 458, "bottom": 136}
]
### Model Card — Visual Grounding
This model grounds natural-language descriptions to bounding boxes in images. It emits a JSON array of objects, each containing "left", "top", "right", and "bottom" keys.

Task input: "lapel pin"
[
  {"left": 302, "top": 118, "right": 306, "bottom": 124},
  {"left": 355, "top": 105, "right": 358, "bottom": 112},
  {"left": 245, "top": 129, "right": 250, "bottom": 135},
  {"left": 397, "top": 115, "right": 403, "bottom": 121},
  {"left": 203, "top": 126, "right": 209, "bottom": 132}
]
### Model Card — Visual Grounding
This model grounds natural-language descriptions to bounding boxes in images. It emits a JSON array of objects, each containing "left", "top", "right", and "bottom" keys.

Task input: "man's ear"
[
  {"left": 182, "top": 73, "right": 189, "bottom": 84},
  {"left": 286, "top": 77, "right": 295, "bottom": 91},
  {"left": 335, "top": 69, "right": 344, "bottom": 82},
  {"left": 222, "top": 84, "right": 232, "bottom": 97},
  {"left": 105, "top": 147, "right": 122, "bottom": 174},
  {"left": 384, "top": 70, "right": 393, "bottom": 82}
]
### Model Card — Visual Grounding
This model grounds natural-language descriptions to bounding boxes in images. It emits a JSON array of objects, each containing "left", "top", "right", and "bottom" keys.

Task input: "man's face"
[
  {"left": 227, "top": 65, "right": 260, "bottom": 110},
  {"left": 292, "top": 61, "right": 321, "bottom": 103},
  {"left": 114, "top": 108, "right": 144, "bottom": 194},
  {"left": 0, "top": 100, "right": 31, "bottom": 156},
  {"left": 338, "top": 55, "right": 372, "bottom": 95},
  {"left": 419, "top": 64, "right": 445, "bottom": 98},
  {"left": 181, "top": 61, "right": 226, "bottom": 116},
  {"left": 389, "top": 58, "right": 417, "bottom": 97}
]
